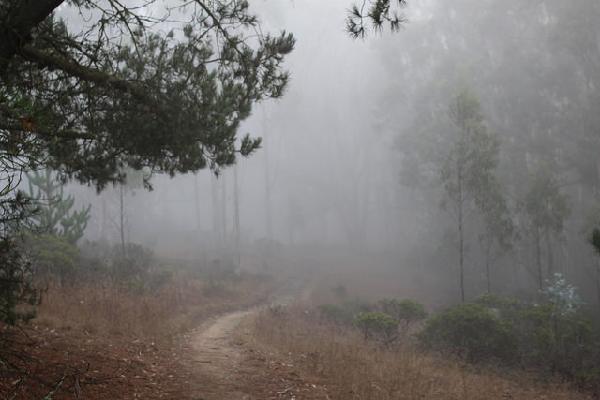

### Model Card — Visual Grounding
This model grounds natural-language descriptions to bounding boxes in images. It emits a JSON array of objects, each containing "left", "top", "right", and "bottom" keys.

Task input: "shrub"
[
  {"left": 378, "top": 298, "right": 427, "bottom": 329},
  {"left": 318, "top": 299, "right": 374, "bottom": 325},
  {"left": 354, "top": 312, "right": 399, "bottom": 344},
  {"left": 22, "top": 233, "right": 79, "bottom": 285},
  {"left": 0, "top": 238, "right": 39, "bottom": 324},
  {"left": 542, "top": 273, "right": 582, "bottom": 316},
  {"left": 332, "top": 284, "right": 348, "bottom": 300},
  {"left": 419, "top": 303, "right": 516, "bottom": 363},
  {"left": 318, "top": 304, "right": 355, "bottom": 325},
  {"left": 474, "top": 293, "right": 521, "bottom": 310},
  {"left": 514, "top": 303, "right": 596, "bottom": 377},
  {"left": 78, "top": 240, "right": 172, "bottom": 293}
]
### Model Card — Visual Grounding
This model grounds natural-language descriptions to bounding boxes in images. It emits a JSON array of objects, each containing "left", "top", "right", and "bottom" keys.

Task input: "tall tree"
[
  {"left": 478, "top": 182, "right": 514, "bottom": 294},
  {"left": 523, "top": 168, "right": 569, "bottom": 290},
  {"left": 441, "top": 89, "right": 500, "bottom": 302}
]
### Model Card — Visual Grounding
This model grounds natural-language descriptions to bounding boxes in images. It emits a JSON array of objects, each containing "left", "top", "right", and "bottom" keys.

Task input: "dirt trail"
[
  {"left": 190, "top": 310, "right": 254, "bottom": 399},
  {"left": 188, "top": 282, "right": 327, "bottom": 400}
]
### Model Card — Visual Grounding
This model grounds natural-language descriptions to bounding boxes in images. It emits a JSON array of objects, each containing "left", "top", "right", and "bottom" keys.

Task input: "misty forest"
[{"left": 2, "top": 0, "right": 600, "bottom": 399}]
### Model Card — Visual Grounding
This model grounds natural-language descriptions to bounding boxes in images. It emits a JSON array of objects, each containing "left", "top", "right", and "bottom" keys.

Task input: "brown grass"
[
  {"left": 1, "top": 272, "right": 277, "bottom": 399},
  {"left": 249, "top": 306, "right": 593, "bottom": 400},
  {"left": 35, "top": 273, "right": 273, "bottom": 341}
]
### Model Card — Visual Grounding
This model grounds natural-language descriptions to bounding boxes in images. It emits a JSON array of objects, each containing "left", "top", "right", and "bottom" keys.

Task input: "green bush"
[
  {"left": 0, "top": 237, "right": 39, "bottom": 324},
  {"left": 354, "top": 312, "right": 399, "bottom": 343},
  {"left": 23, "top": 233, "right": 79, "bottom": 284},
  {"left": 78, "top": 240, "right": 172, "bottom": 293},
  {"left": 513, "top": 304, "right": 596, "bottom": 376},
  {"left": 378, "top": 298, "right": 427, "bottom": 329},
  {"left": 318, "top": 304, "right": 356, "bottom": 325},
  {"left": 419, "top": 303, "right": 517, "bottom": 363}
]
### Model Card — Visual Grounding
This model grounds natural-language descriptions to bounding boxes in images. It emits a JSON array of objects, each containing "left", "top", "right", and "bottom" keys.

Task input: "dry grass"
[
  {"left": 2, "top": 272, "right": 277, "bottom": 399},
  {"left": 250, "top": 306, "right": 593, "bottom": 400},
  {"left": 35, "top": 273, "right": 273, "bottom": 341}
]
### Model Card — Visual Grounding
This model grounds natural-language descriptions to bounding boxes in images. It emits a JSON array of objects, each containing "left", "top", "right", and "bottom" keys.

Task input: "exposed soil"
[
  {"left": 1, "top": 305, "right": 329, "bottom": 399},
  {"left": 0, "top": 322, "right": 200, "bottom": 399},
  {"left": 188, "top": 308, "right": 329, "bottom": 399}
]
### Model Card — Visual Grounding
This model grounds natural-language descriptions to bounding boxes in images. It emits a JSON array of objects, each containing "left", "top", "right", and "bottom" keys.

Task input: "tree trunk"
[
  {"left": 459, "top": 206, "right": 465, "bottom": 302},
  {"left": 457, "top": 161, "right": 465, "bottom": 303},
  {"left": 210, "top": 173, "right": 221, "bottom": 249},
  {"left": 545, "top": 231, "right": 554, "bottom": 276},
  {"left": 535, "top": 228, "right": 543, "bottom": 290},
  {"left": 485, "top": 240, "right": 492, "bottom": 294},
  {"left": 119, "top": 185, "right": 125, "bottom": 256},
  {"left": 193, "top": 174, "right": 201, "bottom": 231},
  {"left": 233, "top": 164, "right": 241, "bottom": 266},
  {"left": 220, "top": 173, "right": 227, "bottom": 246},
  {"left": 263, "top": 108, "right": 273, "bottom": 241}
]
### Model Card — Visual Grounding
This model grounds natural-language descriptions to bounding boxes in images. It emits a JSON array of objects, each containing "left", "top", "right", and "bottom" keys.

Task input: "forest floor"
[
  {"left": 2, "top": 272, "right": 594, "bottom": 400},
  {"left": 0, "top": 275, "right": 328, "bottom": 399},
  {"left": 187, "top": 309, "right": 328, "bottom": 399}
]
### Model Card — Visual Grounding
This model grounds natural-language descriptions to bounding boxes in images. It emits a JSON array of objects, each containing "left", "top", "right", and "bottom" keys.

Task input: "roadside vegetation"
[
  {"left": 250, "top": 279, "right": 600, "bottom": 399},
  {"left": 1, "top": 232, "right": 274, "bottom": 399}
]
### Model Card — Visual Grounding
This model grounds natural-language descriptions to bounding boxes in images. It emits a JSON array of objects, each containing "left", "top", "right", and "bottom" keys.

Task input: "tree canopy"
[
  {"left": 0, "top": 0, "right": 295, "bottom": 192},
  {"left": 347, "top": 0, "right": 407, "bottom": 38}
]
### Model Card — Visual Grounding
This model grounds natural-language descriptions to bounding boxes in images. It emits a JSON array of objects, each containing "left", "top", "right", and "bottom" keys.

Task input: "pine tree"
[{"left": 26, "top": 170, "right": 91, "bottom": 244}]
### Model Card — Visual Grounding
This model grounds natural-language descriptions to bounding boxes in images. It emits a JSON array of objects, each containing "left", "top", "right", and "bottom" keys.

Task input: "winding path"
[{"left": 188, "top": 281, "right": 326, "bottom": 399}]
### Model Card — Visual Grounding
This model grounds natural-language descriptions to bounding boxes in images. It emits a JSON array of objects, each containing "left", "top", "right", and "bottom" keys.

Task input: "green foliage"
[
  {"left": 318, "top": 299, "right": 374, "bottom": 325},
  {"left": 377, "top": 298, "right": 427, "bottom": 328},
  {"left": 354, "top": 311, "right": 399, "bottom": 343},
  {"left": 422, "top": 291, "right": 600, "bottom": 388},
  {"left": 514, "top": 304, "right": 596, "bottom": 378},
  {"left": 473, "top": 293, "right": 521, "bottom": 313},
  {"left": 0, "top": 237, "right": 39, "bottom": 324},
  {"left": 442, "top": 89, "right": 501, "bottom": 211},
  {"left": 0, "top": 1, "right": 295, "bottom": 189},
  {"left": 346, "top": 0, "right": 407, "bottom": 38},
  {"left": 26, "top": 170, "right": 91, "bottom": 244},
  {"left": 318, "top": 304, "right": 356, "bottom": 325},
  {"left": 78, "top": 240, "right": 171, "bottom": 293},
  {"left": 440, "top": 88, "right": 505, "bottom": 301},
  {"left": 523, "top": 168, "right": 570, "bottom": 236},
  {"left": 22, "top": 234, "right": 79, "bottom": 284},
  {"left": 109, "top": 243, "right": 154, "bottom": 283},
  {"left": 419, "top": 303, "right": 517, "bottom": 363}
]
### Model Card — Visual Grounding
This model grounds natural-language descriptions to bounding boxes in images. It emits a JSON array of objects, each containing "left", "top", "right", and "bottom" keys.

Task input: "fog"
[
  {"left": 61, "top": 0, "right": 600, "bottom": 305},
  {"left": 73, "top": 1, "right": 397, "bottom": 249},
  {"left": 8, "top": 2, "right": 600, "bottom": 397}
]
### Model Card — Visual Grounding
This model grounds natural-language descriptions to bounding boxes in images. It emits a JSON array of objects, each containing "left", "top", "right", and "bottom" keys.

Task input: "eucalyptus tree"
[
  {"left": 441, "top": 89, "right": 501, "bottom": 302},
  {"left": 522, "top": 168, "right": 569, "bottom": 290},
  {"left": 477, "top": 182, "right": 513, "bottom": 294}
]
